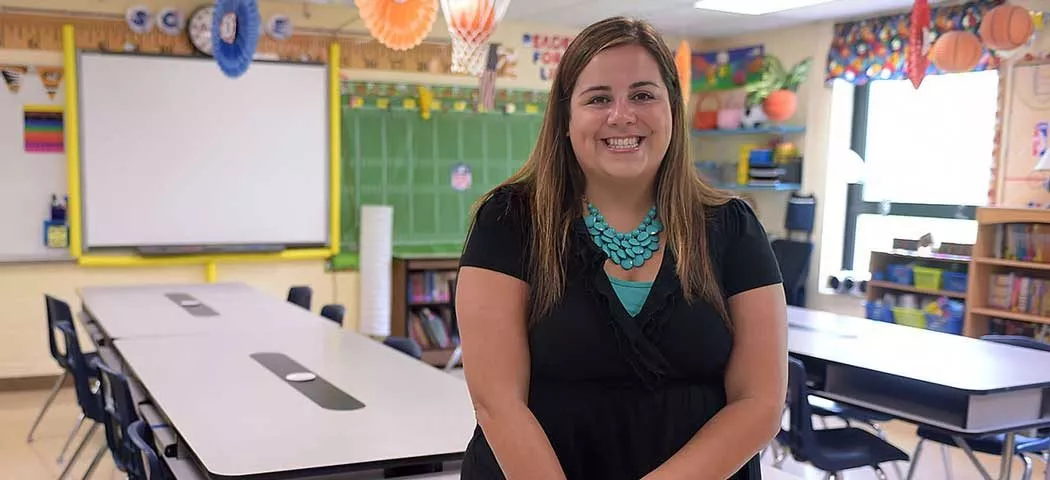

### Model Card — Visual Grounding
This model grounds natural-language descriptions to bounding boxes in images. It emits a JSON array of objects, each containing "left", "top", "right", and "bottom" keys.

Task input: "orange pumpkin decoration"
[
  {"left": 762, "top": 90, "right": 797, "bottom": 122},
  {"left": 979, "top": 4, "right": 1034, "bottom": 51},
  {"left": 355, "top": 0, "right": 439, "bottom": 51},
  {"left": 930, "top": 30, "right": 983, "bottom": 73}
]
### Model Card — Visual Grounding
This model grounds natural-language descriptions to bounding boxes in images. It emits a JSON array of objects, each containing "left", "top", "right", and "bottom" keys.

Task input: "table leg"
[{"left": 998, "top": 432, "right": 1015, "bottom": 480}]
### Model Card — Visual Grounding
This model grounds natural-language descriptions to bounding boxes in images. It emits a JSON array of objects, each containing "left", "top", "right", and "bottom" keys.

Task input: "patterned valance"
[{"left": 826, "top": 0, "right": 1003, "bottom": 85}]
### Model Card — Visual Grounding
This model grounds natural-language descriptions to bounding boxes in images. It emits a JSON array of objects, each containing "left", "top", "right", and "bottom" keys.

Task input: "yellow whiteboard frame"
[{"left": 62, "top": 25, "right": 342, "bottom": 279}]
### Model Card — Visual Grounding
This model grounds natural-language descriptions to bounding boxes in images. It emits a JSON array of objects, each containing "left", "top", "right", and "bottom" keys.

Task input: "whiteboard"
[
  {"left": 77, "top": 52, "right": 329, "bottom": 249},
  {"left": 0, "top": 66, "right": 70, "bottom": 262}
]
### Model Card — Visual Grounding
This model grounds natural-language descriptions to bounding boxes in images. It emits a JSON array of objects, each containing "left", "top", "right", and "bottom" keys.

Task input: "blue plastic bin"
[
  {"left": 941, "top": 271, "right": 968, "bottom": 293},
  {"left": 887, "top": 264, "right": 913, "bottom": 285},
  {"left": 865, "top": 301, "right": 894, "bottom": 323},
  {"left": 926, "top": 312, "right": 964, "bottom": 335}
]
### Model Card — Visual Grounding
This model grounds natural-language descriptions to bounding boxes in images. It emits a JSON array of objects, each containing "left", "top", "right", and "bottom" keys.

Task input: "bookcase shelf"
[
  {"left": 391, "top": 255, "right": 460, "bottom": 368},
  {"left": 965, "top": 207, "right": 1050, "bottom": 342}
]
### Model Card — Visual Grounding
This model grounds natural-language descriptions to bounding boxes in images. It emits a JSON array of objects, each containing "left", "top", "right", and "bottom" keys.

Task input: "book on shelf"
[
  {"left": 408, "top": 306, "right": 456, "bottom": 350},
  {"left": 409, "top": 270, "right": 457, "bottom": 304},
  {"left": 994, "top": 223, "right": 1050, "bottom": 262},
  {"left": 988, "top": 272, "right": 1050, "bottom": 317},
  {"left": 988, "top": 318, "right": 1050, "bottom": 344}
]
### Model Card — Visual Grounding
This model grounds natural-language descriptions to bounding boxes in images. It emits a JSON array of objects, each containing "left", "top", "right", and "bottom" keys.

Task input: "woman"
[{"left": 455, "top": 16, "right": 787, "bottom": 480}]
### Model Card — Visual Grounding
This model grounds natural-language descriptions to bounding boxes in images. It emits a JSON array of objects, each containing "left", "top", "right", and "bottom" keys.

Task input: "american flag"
[{"left": 478, "top": 44, "right": 500, "bottom": 112}]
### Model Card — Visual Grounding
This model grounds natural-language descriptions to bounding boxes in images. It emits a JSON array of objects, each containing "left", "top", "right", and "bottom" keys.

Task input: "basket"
[
  {"left": 887, "top": 264, "right": 913, "bottom": 285},
  {"left": 912, "top": 266, "right": 944, "bottom": 290},
  {"left": 865, "top": 301, "right": 893, "bottom": 323},
  {"left": 941, "top": 271, "right": 968, "bottom": 293},
  {"left": 892, "top": 307, "right": 926, "bottom": 329},
  {"left": 926, "top": 312, "right": 964, "bottom": 335}
]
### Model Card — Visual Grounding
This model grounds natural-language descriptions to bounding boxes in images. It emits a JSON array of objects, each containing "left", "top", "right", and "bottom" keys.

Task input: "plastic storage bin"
[
  {"left": 887, "top": 264, "right": 913, "bottom": 285},
  {"left": 912, "top": 266, "right": 944, "bottom": 290},
  {"left": 865, "top": 301, "right": 894, "bottom": 323},
  {"left": 892, "top": 307, "right": 926, "bottom": 329},
  {"left": 926, "top": 312, "right": 964, "bottom": 335},
  {"left": 941, "top": 271, "right": 968, "bottom": 293}
]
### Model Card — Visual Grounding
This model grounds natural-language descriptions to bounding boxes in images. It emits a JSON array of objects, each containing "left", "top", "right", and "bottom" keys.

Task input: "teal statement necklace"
[{"left": 583, "top": 202, "right": 663, "bottom": 270}]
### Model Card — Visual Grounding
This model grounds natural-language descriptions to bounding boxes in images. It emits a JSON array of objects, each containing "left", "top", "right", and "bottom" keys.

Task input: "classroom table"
[
  {"left": 113, "top": 326, "right": 477, "bottom": 479},
  {"left": 787, "top": 306, "right": 1050, "bottom": 480},
  {"left": 78, "top": 282, "right": 334, "bottom": 340}
]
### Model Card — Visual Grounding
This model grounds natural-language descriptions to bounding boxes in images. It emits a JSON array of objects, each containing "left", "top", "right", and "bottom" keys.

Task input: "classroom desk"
[
  {"left": 113, "top": 327, "right": 476, "bottom": 479},
  {"left": 787, "top": 306, "right": 1050, "bottom": 480},
  {"left": 78, "top": 282, "right": 333, "bottom": 340}
]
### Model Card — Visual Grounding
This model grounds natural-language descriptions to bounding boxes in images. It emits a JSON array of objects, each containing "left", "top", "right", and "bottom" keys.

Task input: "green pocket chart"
[{"left": 339, "top": 106, "right": 543, "bottom": 261}]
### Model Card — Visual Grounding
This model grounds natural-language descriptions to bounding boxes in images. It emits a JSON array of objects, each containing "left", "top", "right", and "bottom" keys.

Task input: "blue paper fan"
[{"left": 212, "top": 0, "right": 261, "bottom": 78}]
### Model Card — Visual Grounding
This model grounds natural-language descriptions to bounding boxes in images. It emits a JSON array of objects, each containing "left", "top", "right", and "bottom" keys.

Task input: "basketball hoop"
[{"left": 440, "top": 0, "right": 510, "bottom": 76}]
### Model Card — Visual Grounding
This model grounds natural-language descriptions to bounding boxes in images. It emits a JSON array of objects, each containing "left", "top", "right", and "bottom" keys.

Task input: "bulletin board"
[
  {"left": 0, "top": 64, "right": 70, "bottom": 262},
  {"left": 340, "top": 106, "right": 542, "bottom": 255},
  {"left": 996, "top": 62, "right": 1050, "bottom": 207}
]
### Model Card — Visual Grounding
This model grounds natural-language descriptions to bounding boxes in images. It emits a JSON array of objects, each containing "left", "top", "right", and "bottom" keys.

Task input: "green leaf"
[{"left": 783, "top": 57, "right": 812, "bottom": 92}]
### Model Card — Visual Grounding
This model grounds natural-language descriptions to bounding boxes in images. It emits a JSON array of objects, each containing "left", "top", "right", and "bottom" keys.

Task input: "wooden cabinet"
[{"left": 391, "top": 255, "right": 460, "bottom": 367}]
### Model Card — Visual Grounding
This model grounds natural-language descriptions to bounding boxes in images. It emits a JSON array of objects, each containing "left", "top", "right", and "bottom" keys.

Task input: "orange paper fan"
[{"left": 356, "top": 0, "right": 439, "bottom": 51}]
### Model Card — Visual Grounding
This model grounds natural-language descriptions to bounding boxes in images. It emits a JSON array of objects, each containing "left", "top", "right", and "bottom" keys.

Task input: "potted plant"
[{"left": 744, "top": 54, "right": 812, "bottom": 122}]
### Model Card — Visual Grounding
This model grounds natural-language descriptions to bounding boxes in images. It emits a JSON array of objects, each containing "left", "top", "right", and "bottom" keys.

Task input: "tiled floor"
[{"left": 1, "top": 386, "right": 1046, "bottom": 479}]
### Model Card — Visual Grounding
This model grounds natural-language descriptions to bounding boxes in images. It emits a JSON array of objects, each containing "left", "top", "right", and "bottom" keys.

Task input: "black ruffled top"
[{"left": 458, "top": 185, "right": 783, "bottom": 480}]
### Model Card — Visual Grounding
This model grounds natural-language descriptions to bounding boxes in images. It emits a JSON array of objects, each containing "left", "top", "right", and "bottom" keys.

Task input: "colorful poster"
[
  {"left": 450, "top": 163, "right": 472, "bottom": 191},
  {"left": 691, "top": 45, "right": 765, "bottom": 92},
  {"left": 523, "top": 33, "right": 573, "bottom": 81},
  {"left": 24, "top": 106, "right": 64, "bottom": 153},
  {"left": 1, "top": 65, "right": 28, "bottom": 93}
]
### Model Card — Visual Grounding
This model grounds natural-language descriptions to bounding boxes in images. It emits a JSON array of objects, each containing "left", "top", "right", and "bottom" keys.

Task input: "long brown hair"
[{"left": 472, "top": 16, "right": 733, "bottom": 323}]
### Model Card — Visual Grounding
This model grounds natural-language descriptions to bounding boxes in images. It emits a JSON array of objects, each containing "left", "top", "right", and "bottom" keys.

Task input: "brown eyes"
[{"left": 586, "top": 91, "right": 656, "bottom": 105}]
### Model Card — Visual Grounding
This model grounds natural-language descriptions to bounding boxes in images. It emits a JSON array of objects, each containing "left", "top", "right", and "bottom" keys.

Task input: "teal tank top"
[{"left": 607, "top": 274, "right": 654, "bottom": 317}]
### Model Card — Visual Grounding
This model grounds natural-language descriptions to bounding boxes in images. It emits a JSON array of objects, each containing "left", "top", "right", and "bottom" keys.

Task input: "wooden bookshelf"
[
  {"left": 865, "top": 250, "right": 970, "bottom": 302},
  {"left": 390, "top": 255, "right": 460, "bottom": 368},
  {"left": 965, "top": 207, "right": 1050, "bottom": 340}
]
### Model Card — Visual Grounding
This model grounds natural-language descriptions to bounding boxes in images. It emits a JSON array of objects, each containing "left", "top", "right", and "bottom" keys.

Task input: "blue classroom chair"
[
  {"left": 287, "top": 285, "right": 312, "bottom": 310},
  {"left": 320, "top": 304, "right": 346, "bottom": 325},
  {"left": 54, "top": 322, "right": 107, "bottom": 478},
  {"left": 128, "top": 420, "right": 173, "bottom": 480},
  {"left": 773, "top": 357, "right": 910, "bottom": 479},
  {"left": 383, "top": 336, "right": 423, "bottom": 360},
  {"left": 27, "top": 295, "right": 76, "bottom": 444}
]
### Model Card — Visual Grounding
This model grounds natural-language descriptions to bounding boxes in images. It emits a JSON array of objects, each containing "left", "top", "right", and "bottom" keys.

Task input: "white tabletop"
[
  {"left": 113, "top": 327, "right": 477, "bottom": 478},
  {"left": 787, "top": 306, "right": 1050, "bottom": 393},
  {"left": 79, "top": 282, "right": 334, "bottom": 339},
  {"left": 760, "top": 465, "right": 802, "bottom": 480}
]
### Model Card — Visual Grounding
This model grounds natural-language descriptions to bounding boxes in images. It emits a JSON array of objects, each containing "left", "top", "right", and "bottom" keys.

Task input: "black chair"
[
  {"left": 773, "top": 357, "right": 909, "bottom": 479},
  {"left": 809, "top": 394, "right": 896, "bottom": 439},
  {"left": 444, "top": 278, "right": 461, "bottom": 371},
  {"left": 287, "top": 285, "right": 312, "bottom": 310},
  {"left": 905, "top": 335, "right": 1050, "bottom": 480},
  {"left": 320, "top": 304, "right": 346, "bottom": 325},
  {"left": 128, "top": 420, "right": 173, "bottom": 480},
  {"left": 771, "top": 239, "right": 813, "bottom": 307},
  {"left": 383, "top": 336, "right": 423, "bottom": 360},
  {"left": 55, "top": 322, "right": 107, "bottom": 479},
  {"left": 27, "top": 295, "right": 75, "bottom": 444}
]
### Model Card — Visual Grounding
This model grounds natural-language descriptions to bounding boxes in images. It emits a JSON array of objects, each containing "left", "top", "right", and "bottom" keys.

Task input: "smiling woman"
[{"left": 454, "top": 16, "right": 788, "bottom": 480}]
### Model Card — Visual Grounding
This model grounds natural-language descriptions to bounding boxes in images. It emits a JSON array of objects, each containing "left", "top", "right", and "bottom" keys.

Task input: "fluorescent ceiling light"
[{"left": 693, "top": 0, "right": 836, "bottom": 15}]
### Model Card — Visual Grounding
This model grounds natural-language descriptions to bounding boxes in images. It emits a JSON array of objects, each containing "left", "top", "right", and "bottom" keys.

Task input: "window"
[{"left": 843, "top": 70, "right": 999, "bottom": 271}]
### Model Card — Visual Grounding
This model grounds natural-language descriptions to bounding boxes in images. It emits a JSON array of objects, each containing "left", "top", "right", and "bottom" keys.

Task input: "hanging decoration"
[
  {"left": 908, "top": 0, "right": 931, "bottom": 89},
  {"left": 1, "top": 65, "right": 28, "bottom": 93},
  {"left": 37, "top": 66, "right": 63, "bottom": 100},
  {"left": 980, "top": 3, "right": 1034, "bottom": 52},
  {"left": 930, "top": 30, "right": 984, "bottom": 72},
  {"left": 826, "top": 0, "right": 1001, "bottom": 86},
  {"left": 211, "top": 0, "right": 261, "bottom": 78},
  {"left": 674, "top": 40, "right": 691, "bottom": 109},
  {"left": 266, "top": 14, "right": 293, "bottom": 40},
  {"left": 126, "top": 5, "right": 153, "bottom": 34},
  {"left": 156, "top": 7, "right": 184, "bottom": 36},
  {"left": 356, "top": 0, "right": 439, "bottom": 51},
  {"left": 440, "top": 0, "right": 510, "bottom": 76}
]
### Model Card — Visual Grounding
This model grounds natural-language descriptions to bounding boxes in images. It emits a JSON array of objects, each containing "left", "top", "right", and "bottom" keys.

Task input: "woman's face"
[{"left": 568, "top": 44, "right": 672, "bottom": 187}]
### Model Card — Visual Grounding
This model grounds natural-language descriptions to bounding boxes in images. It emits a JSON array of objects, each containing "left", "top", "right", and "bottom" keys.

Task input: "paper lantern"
[
  {"left": 356, "top": 0, "right": 439, "bottom": 51},
  {"left": 674, "top": 40, "right": 691, "bottom": 109},
  {"left": 440, "top": 0, "right": 509, "bottom": 75},
  {"left": 979, "top": 4, "right": 1034, "bottom": 51},
  {"left": 930, "top": 30, "right": 983, "bottom": 73},
  {"left": 908, "top": 0, "right": 931, "bottom": 89}
]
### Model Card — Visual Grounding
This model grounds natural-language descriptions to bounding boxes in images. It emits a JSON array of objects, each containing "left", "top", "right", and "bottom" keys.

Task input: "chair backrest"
[
  {"left": 784, "top": 356, "right": 818, "bottom": 461},
  {"left": 127, "top": 420, "right": 172, "bottom": 480},
  {"left": 383, "top": 336, "right": 423, "bottom": 360},
  {"left": 319, "top": 304, "right": 345, "bottom": 325},
  {"left": 96, "top": 360, "right": 147, "bottom": 477},
  {"left": 45, "top": 294, "right": 73, "bottom": 369},
  {"left": 771, "top": 239, "right": 813, "bottom": 308},
  {"left": 55, "top": 322, "right": 104, "bottom": 421},
  {"left": 981, "top": 334, "right": 1050, "bottom": 352},
  {"left": 287, "top": 285, "right": 312, "bottom": 310}
]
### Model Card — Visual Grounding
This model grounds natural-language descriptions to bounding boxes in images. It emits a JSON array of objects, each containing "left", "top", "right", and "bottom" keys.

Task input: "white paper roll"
[{"left": 358, "top": 205, "right": 394, "bottom": 337}]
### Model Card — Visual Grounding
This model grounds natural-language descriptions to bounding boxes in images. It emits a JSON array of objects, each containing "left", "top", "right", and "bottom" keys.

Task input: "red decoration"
[{"left": 908, "top": 0, "right": 931, "bottom": 89}]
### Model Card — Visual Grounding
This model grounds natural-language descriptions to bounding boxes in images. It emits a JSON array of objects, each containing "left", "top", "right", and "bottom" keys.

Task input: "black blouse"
[{"left": 458, "top": 185, "right": 783, "bottom": 480}]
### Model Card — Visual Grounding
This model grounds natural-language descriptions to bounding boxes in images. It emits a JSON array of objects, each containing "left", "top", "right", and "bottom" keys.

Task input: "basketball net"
[{"left": 440, "top": 0, "right": 510, "bottom": 76}]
